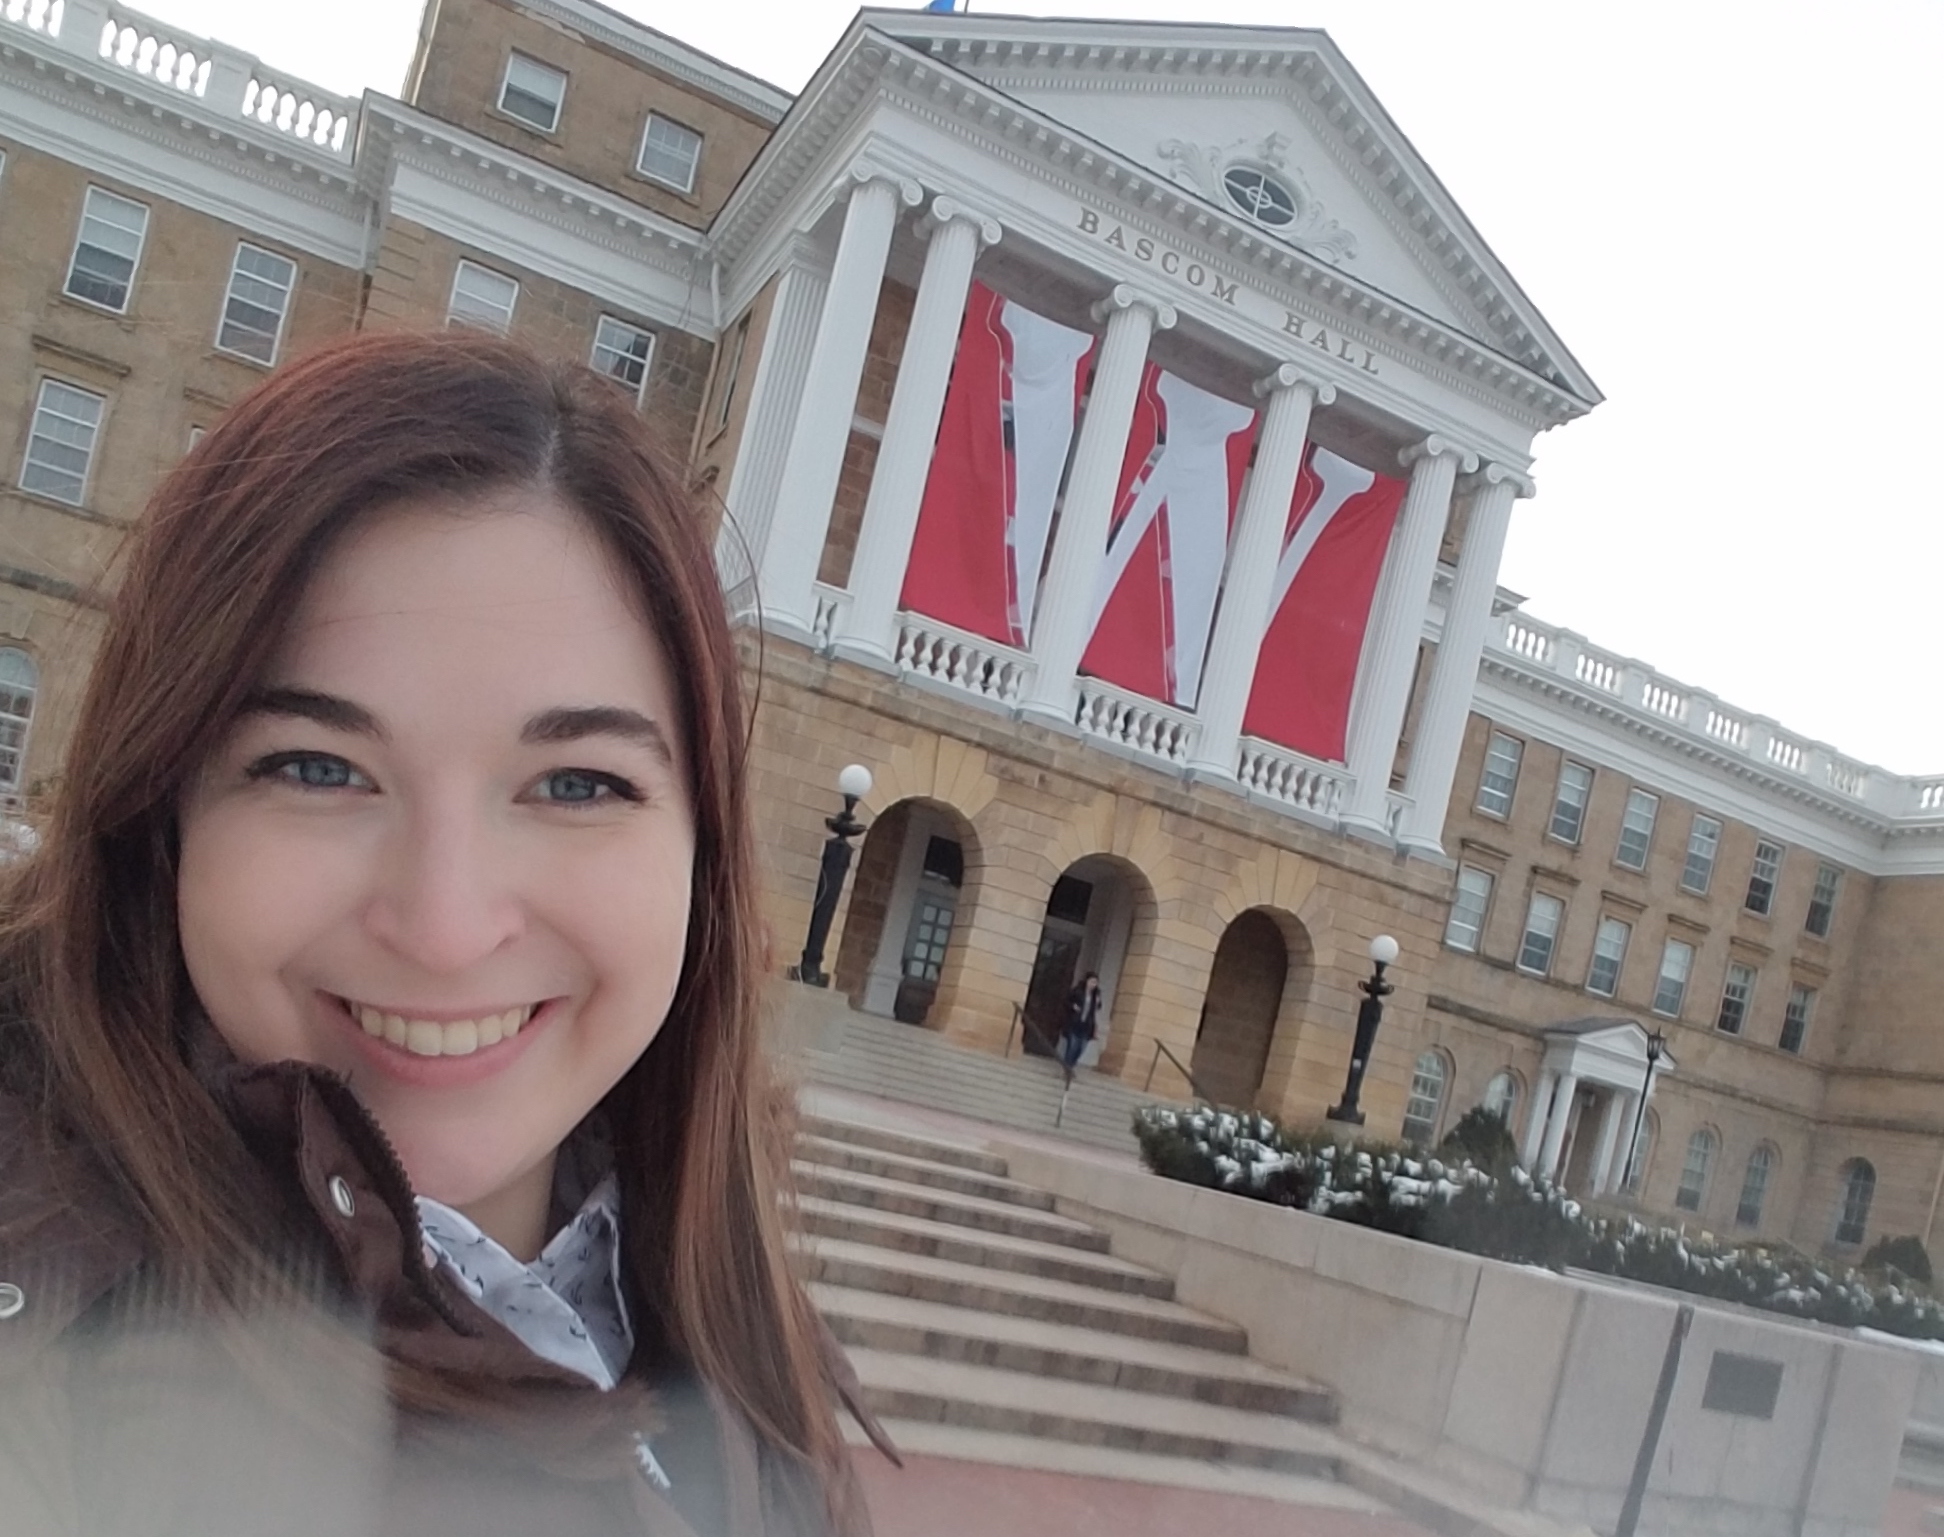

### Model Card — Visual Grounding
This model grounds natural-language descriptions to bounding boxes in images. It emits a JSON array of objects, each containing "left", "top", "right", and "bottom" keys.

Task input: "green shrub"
[
  {"left": 1862, "top": 1234, "right": 1934, "bottom": 1285},
  {"left": 1438, "top": 1106, "right": 1520, "bottom": 1176}
]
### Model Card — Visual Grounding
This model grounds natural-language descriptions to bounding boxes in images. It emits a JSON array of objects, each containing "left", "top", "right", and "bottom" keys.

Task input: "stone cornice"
[
  {"left": 866, "top": 10, "right": 1601, "bottom": 408},
  {"left": 709, "top": 26, "right": 1594, "bottom": 431},
  {"left": 514, "top": 0, "right": 792, "bottom": 124}
]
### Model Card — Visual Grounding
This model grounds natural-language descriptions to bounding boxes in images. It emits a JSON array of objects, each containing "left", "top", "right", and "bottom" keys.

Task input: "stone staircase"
[
  {"left": 796, "top": 1112, "right": 1350, "bottom": 1484},
  {"left": 784, "top": 999, "right": 1169, "bottom": 1155}
]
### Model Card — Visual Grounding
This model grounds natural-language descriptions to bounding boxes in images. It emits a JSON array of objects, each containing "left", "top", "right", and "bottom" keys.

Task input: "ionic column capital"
[
  {"left": 1399, "top": 434, "right": 1480, "bottom": 475},
  {"left": 843, "top": 162, "right": 925, "bottom": 209},
  {"left": 924, "top": 196, "right": 1002, "bottom": 247},
  {"left": 1093, "top": 283, "right": 1177, "bottom": 331},
  {"left": 1470, "top": 460, "right": 1537, "bottom": 498},
  {"left": 1255, "top": 362, "right": 1337, "bottom": 405}
]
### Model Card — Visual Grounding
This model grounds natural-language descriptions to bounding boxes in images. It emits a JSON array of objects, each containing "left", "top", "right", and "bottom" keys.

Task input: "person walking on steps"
[{"left": 1060, "top": 972, "right": 1103, "bottom": 1072}]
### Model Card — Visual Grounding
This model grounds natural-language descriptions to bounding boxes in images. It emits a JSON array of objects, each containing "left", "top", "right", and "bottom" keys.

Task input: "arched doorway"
[
  {"left": 1191, "top": 910, "right": 1287, "bottom": 1106},
  {"left": 1020, "top": 854, "right": 1151, "bottom": 1067},
  {"left": 832, "top": 798, "right": 976, "bottom": 1027}
]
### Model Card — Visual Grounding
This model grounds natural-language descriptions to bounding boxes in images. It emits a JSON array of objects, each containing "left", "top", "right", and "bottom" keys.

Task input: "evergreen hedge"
[{"left": 1132, "top": 1104, "right": 1944, "bottom": 1342}]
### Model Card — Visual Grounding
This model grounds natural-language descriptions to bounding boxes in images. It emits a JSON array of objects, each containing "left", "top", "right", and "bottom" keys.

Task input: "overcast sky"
[{"left": 135, "top": 0, "right": 1944, "bottom": 773}]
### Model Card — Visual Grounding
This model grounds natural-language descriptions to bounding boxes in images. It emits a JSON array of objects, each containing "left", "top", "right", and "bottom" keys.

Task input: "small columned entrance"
[
  {"left": 1518, "top": 1018, "right": 1677, "bottom": 1199},
  {"left": 833, "top": 798, "right": 975, "bottom": 1028},
  {"left": 1020, "top": 855, "right": 1150, "bottom": 1067}
]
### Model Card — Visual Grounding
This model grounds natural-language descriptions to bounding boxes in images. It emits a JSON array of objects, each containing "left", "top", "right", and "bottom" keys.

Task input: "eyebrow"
[
  {"left": 237, "top": 687, "right": 388, "bottom": 740},
  {"left": 521, "top": 705, "right": 676, "bottom": 769}
]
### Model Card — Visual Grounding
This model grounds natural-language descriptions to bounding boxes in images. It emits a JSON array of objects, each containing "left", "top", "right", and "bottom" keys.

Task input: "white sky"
[{"left": 136, "top": 0, "right": 1944, "bottom": 773}]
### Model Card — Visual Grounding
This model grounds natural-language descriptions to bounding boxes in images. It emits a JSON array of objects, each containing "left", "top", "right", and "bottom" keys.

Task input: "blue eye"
[
  {"left": 248, "top": 752, "right": 370, "bottom": 791},
  {"left": 533, "top": 769, "right": 638, "bottom": 806}
]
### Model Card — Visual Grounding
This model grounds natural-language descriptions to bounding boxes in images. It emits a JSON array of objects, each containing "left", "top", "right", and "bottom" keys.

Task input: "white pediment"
[{"left": 867, "top": 12, "right": 1596, "bottom": 400}]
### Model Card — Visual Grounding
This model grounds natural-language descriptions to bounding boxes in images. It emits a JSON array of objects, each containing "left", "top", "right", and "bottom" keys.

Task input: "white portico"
[
  {"left": 709, "top": 10, "right": 1599, "bottom": 865},
  {"left": 1519, "top": 1020, "right": 1675, "bottom": 1198}
]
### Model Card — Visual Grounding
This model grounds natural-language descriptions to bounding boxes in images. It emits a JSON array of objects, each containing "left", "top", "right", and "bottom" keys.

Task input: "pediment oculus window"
[{"left": 1222, "top": 165, "right": 1297, "bottom": 229}]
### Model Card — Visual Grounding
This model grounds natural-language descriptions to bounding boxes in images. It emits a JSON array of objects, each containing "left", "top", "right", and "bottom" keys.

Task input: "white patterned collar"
[{"left": 416, "top": 1173, "right": 633, "bottom": 1391}]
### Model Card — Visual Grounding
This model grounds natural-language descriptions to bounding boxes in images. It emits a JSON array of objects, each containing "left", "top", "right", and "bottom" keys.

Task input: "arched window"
[
  {"left": 1675, "top": 1128, "right": 1716, "bottom": 1212},
  {"left": 1835, "top": 1160, "right": 1876, "bottom": 1247},
  {"left": 0, "top": 649, "right": 38, "bottom": 794},
  {"left": 1480, "top": 1070, "right": 1520, "bottom": 1125},
  {"left": 1625, "top": 1109, "right": 1658, "bottom": 1195},
  {"left": 1736, "top": 1145, "right": 1776, "bottom": 1229},
  {"left": 1401, "top": 1050, "right": 1449, "bottom": 1146}
]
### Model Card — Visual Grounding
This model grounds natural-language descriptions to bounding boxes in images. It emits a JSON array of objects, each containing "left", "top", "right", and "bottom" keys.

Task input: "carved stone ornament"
[{"left": 1156, "top": 132, "right": 1359, "bottom": 265}]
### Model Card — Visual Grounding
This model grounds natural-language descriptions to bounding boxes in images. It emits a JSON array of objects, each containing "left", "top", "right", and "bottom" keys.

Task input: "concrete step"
[
  {"left": 797, "top": 1114, "right": 1008, "bottom": 1177},
  {"left": 791, "top": 1161, "right": 1110, "bottom": 1252},
  {"left": 795, "top": 1236, "right": 1245, "bottom": 1353},
  {"left": 793, "top": 1195, "right": 1175, "bottom": 1299},
  {"left": 793, "top": 1133, "right": 1056, "bottom": 1211},
  {"left": 844, "top": 1346, "right": 1343, "bottom": 1478},
  {"left": 813, "top": 1283, "right": 1334, "bottom": 1421}
]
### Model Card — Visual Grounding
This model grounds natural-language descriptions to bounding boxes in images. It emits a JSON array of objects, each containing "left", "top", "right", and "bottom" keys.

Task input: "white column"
[
  {"left": 1339, "top": 435, "right": 1476, "bottom": 838},
  {"left": 1537, "top": 1070, "right": 1580, "bottom": 1182},
  {"left": 717, "top": 241, "right": 830, "bottom": 604},
  {"left": 1185, "top": 365, "right": 1335, "bottom": 778},
  {"left": 1591, "top": 1091, "right": 1631, "bottom": 1197},
  {"left": 1398, "top": 463, "right": 1534, "bottom": 855},
  {"left": 1020, "top": 284, "right": 1175, "bottom": 723},
  {"left": 755, "top": 169, "right": 922, "bottom": 640},
  {"left": 832, "top": 197, "right": 1001, "bottom": 665},
  {"left": 1520, "top": 1069, "right": 1556, "bottom": 1169}
]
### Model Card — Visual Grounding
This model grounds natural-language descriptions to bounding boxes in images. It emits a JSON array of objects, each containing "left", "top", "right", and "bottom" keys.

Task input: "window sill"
[
  {"left": 6, "top": 485, "right": 130, "bottom": 527},
  {"left": 55, "top": 290, "right": 135, "bottom": 324},
  {"left": 211, "top": 343, "right": 276, "bottom": 372},
  {"left": 627, "top": 167, "right": 702, "bottom": 206},
  {"left": 487, "top": 106, "right": 563, "bottom": 142}
]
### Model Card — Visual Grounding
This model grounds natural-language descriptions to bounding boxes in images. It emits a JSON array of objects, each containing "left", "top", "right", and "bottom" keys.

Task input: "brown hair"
[{"left": 0, "top": 331, "right": 850, "bottom": 1513}]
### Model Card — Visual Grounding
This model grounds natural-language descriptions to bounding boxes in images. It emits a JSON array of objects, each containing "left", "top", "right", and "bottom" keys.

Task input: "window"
[
  {"left": 1400, "top": 1051, "right": 1448, "bottom": 1146},
  {"left": 21, "top": 379, "right": 105, "bottom": 506},
  {"left": 0, "top": 649, "right": 38, "bottom": 794},
  {"left": 1805, "top": 864, "right": 1840, "bottom": 938},
  {"left": 1835, "top": 1160, "right": 1876, "bottom": 1246},
  {"left": 1223, "top": 164, "right": 1299, "bottom": 227},
  {"left": 447, "top": 260, "right": 519, "bottom": 333},
  {"left": 1444, "top": 866, "right": 1493, "bottom": 953},
  {"left": 65, "top": 186, "right": 149, "bottom": 311},
  {"left": 1517, "top": 892, "right": 1565, "bottom": 976},
  {"left": 1480, "top": 1070, "right": 1520, "bottom": 1125},
  {"left": 1549, "top": 761, "right": 1594, "bottom": 844},
  {"left": 1674, "top": 1128, "right": 1715, "bottom": 1212},
  {"left": 638, "top": 113, "right": 703, "bottom": 192},
  {"left": 1745, "top": 839, "right": 1784, "bottom": 916},
  {"left": 1615, "top": 789, "right": 1659, "bottom": 871},
  {"left": 1681, "top": 815, "right": 1722, "bottom": 895},
  {"left": 1716, "top": 962, "right": 1757, "bottom": 1035},
  {"left": 901, "top": 896, "right": 955, "bottom": 982},
  {"left": 713, "top": 314, "right": 750, "bottom": 433},
  {"left": 1652, "top": 938, "right": 1693, "bottom": 1018},
  {"left": 216, "top": 243, "right": 297, "bottom": 365},
  {"left": 1780, "top": 984, "right": 1815, "bottom": 1054},
  {"left": 591, "top": 316, "right": 656, "bottom": 401},
  {"left": 1476, "top": 731, "right": 1522, "bottom": 818},
  {"left": 1736, "top": 1146, "right": 1774, "bottom": 1229},
  {"left": 1586, "top": 917, "right": 1630, "bottom": 998},
  {"left": 498, "top": 53, "right": 566, "bottom": 132}
]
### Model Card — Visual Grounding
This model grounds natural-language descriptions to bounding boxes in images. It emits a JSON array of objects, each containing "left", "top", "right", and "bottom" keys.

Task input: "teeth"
[{"left": 352, "top": 1003, "right": 536, "bottom": 1059}]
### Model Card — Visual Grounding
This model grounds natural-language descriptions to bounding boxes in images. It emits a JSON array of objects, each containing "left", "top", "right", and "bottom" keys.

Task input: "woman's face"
[{"left": 178, "top": 488, "right": 695, "bottom": 1256}]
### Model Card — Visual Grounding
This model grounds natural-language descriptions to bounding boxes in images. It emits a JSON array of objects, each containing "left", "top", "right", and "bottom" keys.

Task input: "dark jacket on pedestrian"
[
  {"left": 1063, "top": 983, "right": 1102, "bottom": 1043},
  {"left": 0, "top": 1038, "right": 876, "bottom": 1537}
]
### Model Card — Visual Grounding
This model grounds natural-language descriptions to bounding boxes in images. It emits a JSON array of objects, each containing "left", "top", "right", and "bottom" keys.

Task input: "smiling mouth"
[{"left": 345, "top": 1001, "right": 541, "bottom": 1059}]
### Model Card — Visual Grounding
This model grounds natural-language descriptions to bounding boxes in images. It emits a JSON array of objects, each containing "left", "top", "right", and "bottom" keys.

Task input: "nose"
[{"left": 361, "top": 798, "right": 524, "bottom": 975}]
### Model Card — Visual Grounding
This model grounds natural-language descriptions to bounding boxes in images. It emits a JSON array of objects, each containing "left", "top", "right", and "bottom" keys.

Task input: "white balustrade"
[
  {"left": 810, "top": 583, "right": 850, "bottom": 651},
  {"left": 1574, "top": 649, "right": 1622, "bottom": 695},
  {"left": 1825, "top": 757, "right": 1866, "bottom": 799},
  {"left": 1, "top": 0, "right": 64, "bottom": 39},
  {"left": 1918, "top": 783, "right": 1944, "bottom": 814},
  {"left": 241, "top": 71, "right": 354, "bottom": 155},
  {"left": 1235, "top": 738, "right": 1352, "bottom": 819},
  {"left": 99, "top": 10, "right": 210, "bottom": 95},
  {"left": 1501, "top": 616, "right": 1554, "bottom": 665},
  {"left": 1705, "top": 708, "right": 1748, "bottom": 750},
  {"left": 894, "top": 616, "right": 1034, "bottom": 707},
  {"left": 1640, "top": 680, "right": 1687, "bottom": 723},
  {"left": 1072, "top": 679, "right": 1200, "bottom": 766},
  {"left": 1766, "top": 734, "right": 1807, "bottom": 775}
]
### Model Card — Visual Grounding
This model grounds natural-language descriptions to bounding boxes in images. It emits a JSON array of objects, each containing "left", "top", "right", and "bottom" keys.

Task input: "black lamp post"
[
  {"left": 1325, "top": 935, "right": 1400, "bottom": 1126},
  {"left": 1620, "top": 1025, "right": 1668, "bottom": 1196},
  {"left": 790, "top": 764, "right": 873, "bottom": 988}
]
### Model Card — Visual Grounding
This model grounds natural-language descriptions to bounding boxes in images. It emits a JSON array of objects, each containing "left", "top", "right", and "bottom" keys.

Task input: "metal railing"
[{"left": 1142, "top": 1038, "right": 1214, "bottom": 1104}]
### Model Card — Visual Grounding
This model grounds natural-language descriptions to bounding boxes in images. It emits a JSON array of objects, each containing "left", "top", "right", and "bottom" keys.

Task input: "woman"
[
  {"left": 0, "top": 332, "right": 876, "bottom": 1535},
  {"left": 1059, "top": 972, "right": 1104, "bottom": 1071}
]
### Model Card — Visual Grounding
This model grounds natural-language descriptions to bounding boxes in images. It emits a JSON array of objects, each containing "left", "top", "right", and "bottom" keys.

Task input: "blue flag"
[{"left": 925, "top": 0, "right": 962, "bottom": 11}]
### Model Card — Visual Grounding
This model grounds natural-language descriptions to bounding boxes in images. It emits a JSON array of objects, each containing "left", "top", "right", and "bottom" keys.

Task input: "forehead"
[{"left": 273, "top": 486, "right": 677, "bottom": 726}]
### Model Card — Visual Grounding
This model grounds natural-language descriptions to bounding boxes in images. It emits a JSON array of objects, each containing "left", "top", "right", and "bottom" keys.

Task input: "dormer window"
[
  {"left": 498, "top": 53, "right": 566, "bottom": 133},
  {"left": 1222, "top": 165, "right": 1297, "bottom": 229},
  {"left": 637, "top": 114, "right": 702, "bottom": 193}
]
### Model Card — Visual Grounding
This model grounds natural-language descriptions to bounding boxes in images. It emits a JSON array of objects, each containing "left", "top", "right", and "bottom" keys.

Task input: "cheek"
[{"left": 566, "top": 839, "right": 695, "bottom": 1010}]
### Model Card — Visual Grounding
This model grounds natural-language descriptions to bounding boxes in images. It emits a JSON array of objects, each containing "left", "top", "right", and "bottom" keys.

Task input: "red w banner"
[
  {"left": 1243, "top": 444, "right": 1406, "bottom": 763},
  {"left": 1078, "top": 367, "right": 1256, "bottom": 708},
  {"left": 900, "top": 282, "right": 1094, "bottom": 647}
]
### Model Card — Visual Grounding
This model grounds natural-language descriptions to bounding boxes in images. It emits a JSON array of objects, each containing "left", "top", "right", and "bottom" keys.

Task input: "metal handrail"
[
  {"left": 1005, "top": 1001, "right": 1074, "bottom": 1089},
  {"left": 1143, "top": 1038, "right": 1215, "bottom": 1104}
]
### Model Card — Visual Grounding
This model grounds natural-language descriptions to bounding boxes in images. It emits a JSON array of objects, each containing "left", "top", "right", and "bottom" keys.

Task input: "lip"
[{"left": 326, "top": 992, "right": 557, "bottom": 1089}]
